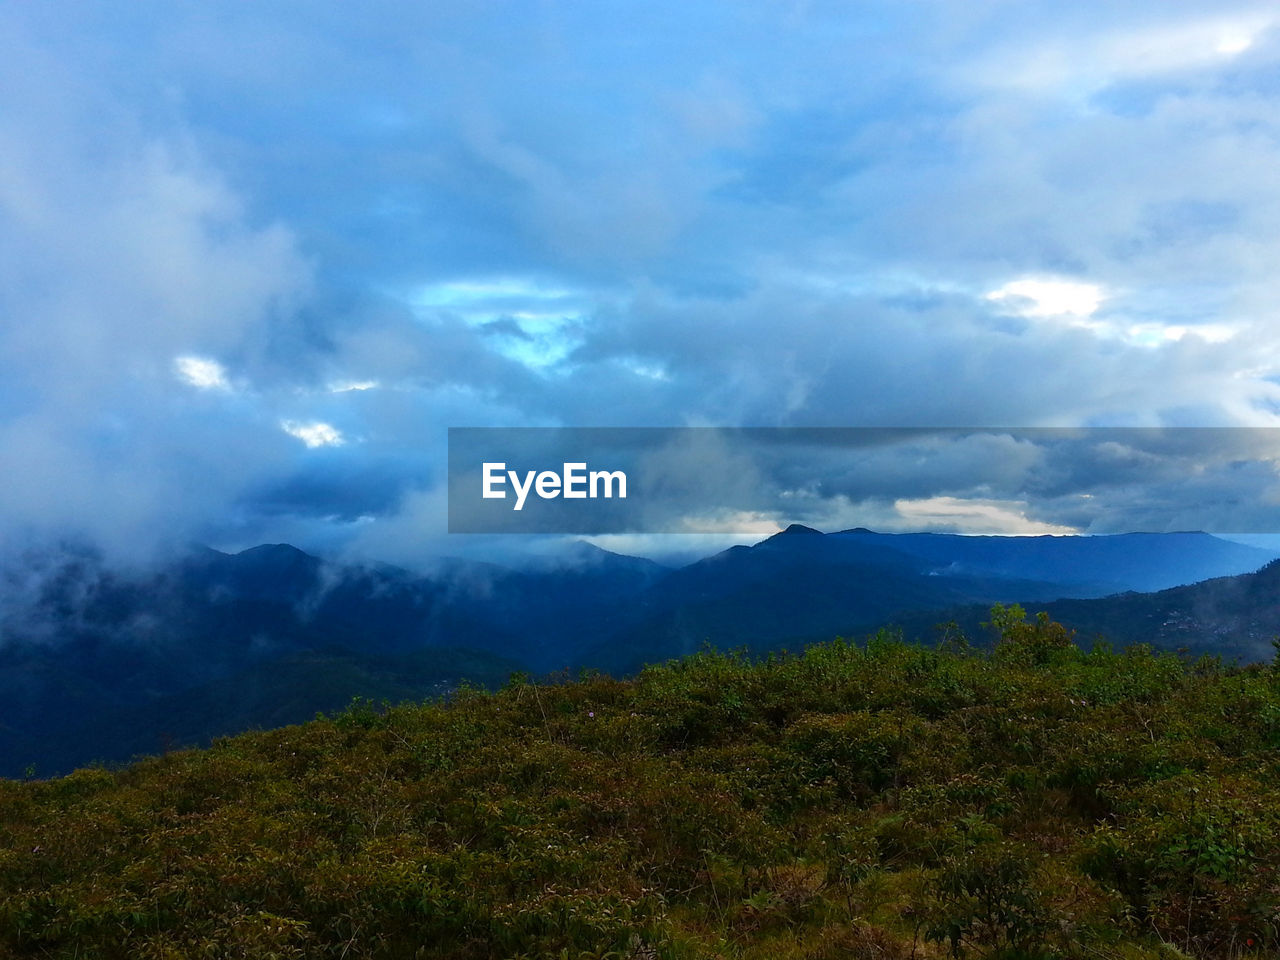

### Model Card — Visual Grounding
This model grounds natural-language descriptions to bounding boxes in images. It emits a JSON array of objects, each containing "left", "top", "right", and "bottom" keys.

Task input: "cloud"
[
  {"left": 407, "top": 276, "right": 592, "bottom": 370},
  {"left": 175, "top": 355, "right": 232, "bottom": 391},
  {"left": 4, "top": 1, "right": 1280, "bottom": 572},
  {"left": 986, "top": 279, "right": 1105, "bottom": 318},
  {"left": 0, "top": 11, "right": 313, "bottom": 559},
  {"left": 281, "top": 421, "right": 345, "bottom": 449},
  {"left": 960, "top": 8, "right": 1279, "bottom": 97},
  {"left": 894, "top": 496, "right": 1079, "bottom": 536}
]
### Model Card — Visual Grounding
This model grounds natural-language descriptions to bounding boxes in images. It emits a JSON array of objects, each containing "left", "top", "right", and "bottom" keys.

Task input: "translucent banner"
[{"left": 447, "top": 427, "right": 1280, "bottom": 535}]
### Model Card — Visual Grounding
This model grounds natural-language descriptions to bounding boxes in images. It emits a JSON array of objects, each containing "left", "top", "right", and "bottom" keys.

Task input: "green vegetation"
[{"left": 4, "top": 605, "right": 1280, "bottom": 958}]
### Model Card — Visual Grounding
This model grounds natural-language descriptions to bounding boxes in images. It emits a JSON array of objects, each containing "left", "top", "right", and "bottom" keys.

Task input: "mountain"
[
  {"left": 893, "top": 558, "right": 1280, "bottom": 664},
  {"left": 1040, "top": 560, "right": 1280, "bottom": 662},
  {"left": 1, "top": 529, "right": 1276, "bottom": 777},
  {"left": 833, "top": 529, "right": 1277, "bottom": 595},
  {"left": 579, "top": 524, "right": 1081, "bottom": 674},
  {"left": 578, "top": 527, "right": 1279, "bottom": 675},
  {"left": 0, "top": 540, "right": 669, "bottom": 776}
]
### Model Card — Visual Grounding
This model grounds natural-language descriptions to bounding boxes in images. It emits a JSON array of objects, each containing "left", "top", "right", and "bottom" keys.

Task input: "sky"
[{"left": 4, "top": 1, "right": 1280, "bottom": 568}]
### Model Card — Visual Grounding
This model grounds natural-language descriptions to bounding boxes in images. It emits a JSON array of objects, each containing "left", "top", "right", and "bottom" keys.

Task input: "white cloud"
[
  {"left": 986, "top": 278, "right": 1104, "bottom": 318},
  {"left": 5, "top": 0, "right": 1280, "bottom": 565},
  {"left": 280, "top": 420, "right": 344, "bottom": 448},
  {"left": 328, "top": 379, "right": 379, "bottom": 393},
  {"left": 174, "top": 355, "right": 230, "bottom": 390},
  {"left": 895, "top": 496, "right": 1078, "bottom": 535},
  {"left": 1116, "top": 14, "right": 1271, "bottom": 70},
  {"left": 0, "top": 15, "right": 313, "bottom": 558},
  {"left": 1124, "top": 322, "right": 1238, "bottom": 347},
  {"left": 967, "top": 11, "right": 1278, "bottom": 96},
  {"left": 672, "top": 509, "right": 785, "bottom": 535},
  {"left": 621, "top": 359, "right": 671, "bottom": 381},
  {"left": 1215, "top": 32, "right": 1255, "bottom": 56},
  {"left": 985, "top": 278, "right": 1243, "bottom": 348}
]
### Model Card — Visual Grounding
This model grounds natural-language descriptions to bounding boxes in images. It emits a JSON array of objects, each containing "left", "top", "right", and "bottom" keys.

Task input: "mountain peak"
[
  {"left": 223, "top": 543, "right": 322, "bottom": 584},
  {"left": 237, "top": 543, "right": 313, "bottom": 559},
  {"left": 772, "top": 523, "right": 824, "bottom": 538}
]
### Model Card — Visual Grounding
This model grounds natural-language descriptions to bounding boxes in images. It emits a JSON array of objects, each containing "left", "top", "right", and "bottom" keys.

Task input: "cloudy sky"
[{"left": 4, "top": 1, "right": 1280, "bottom": 565}]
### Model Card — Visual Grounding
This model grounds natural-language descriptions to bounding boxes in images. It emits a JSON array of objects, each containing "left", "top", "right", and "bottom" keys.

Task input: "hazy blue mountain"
[
  {"left": 905, "top": 558, "right": 1280, "bottom": 665},
  {"left": 580, "top": 525, "right": 1133, "bottom": 674},
  {"left": 0, "top": 540, "right": 669, "bottom": 776},
  {"left": 580, "top": 527, "right": 1280, "bottom": 674},
  {"left": 832, "top": 529, "right": 1275, "bottom": 595},
  {"left": 2, "top": 528, "right": 1276, "bottom": 777},
  {"left": 1056, "top": 558, "right": 1280, "bottom": 661}
]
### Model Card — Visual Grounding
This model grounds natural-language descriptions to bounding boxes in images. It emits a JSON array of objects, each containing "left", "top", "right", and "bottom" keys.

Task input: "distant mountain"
[
  {"left": 1, "top": 529, "right": 1276, "bottom": 777},
  {"left": 579, "top": 527, "right": 1280, "bottom": 675},
  {"left": 0, "top": 540, "right": 672, "bottom": 776},
  {"left": 833, "top": 529, "right": 1276, "bottom": 595},
  {"left": 892, "top": 558, "right": 1280, "bottom": 664},
  {"left": 579, "top": 524, "right": 1076, "bottom": 674},
  {"left": 1041, "top": 559, "right": 1280, "bottom": 662}
]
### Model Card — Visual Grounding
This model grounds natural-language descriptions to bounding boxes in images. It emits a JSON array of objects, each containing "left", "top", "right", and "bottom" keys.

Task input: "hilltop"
[{"left": 4, "top": 608, "right": 1280, "bottom": 958}]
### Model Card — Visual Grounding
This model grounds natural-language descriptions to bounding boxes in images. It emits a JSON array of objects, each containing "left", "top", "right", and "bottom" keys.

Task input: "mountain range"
[{"left": 1, "top": 527, "right": 1276, "bottom": 777}]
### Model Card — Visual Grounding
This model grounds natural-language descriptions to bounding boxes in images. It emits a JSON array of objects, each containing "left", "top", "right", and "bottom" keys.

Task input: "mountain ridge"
[{"left": 2, "top": 528, "right": 1277, "bottom": 776}]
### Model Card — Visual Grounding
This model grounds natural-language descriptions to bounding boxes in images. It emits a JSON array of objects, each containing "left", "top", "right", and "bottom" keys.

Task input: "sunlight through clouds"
[
  {"left": 985, "top": 279, "right": 1104, "bottom": 318},
  {"left": 408, "top": 276, "right": 589, "bottom": 370},
  {"left": 894, "top": 496, "right": 1079, "bottom": 536},
  {"left": 985, "top": 279, "right": 1241, "bottom": 348}
]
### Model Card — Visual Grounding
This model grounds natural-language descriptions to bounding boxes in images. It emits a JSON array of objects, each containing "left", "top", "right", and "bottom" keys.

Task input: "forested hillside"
[
  {"left": 6, "top": 531, "right": 1273, "bottom": 777},
  {"left": 4, "top": 608, "right": 1280, "bottom": 958}
]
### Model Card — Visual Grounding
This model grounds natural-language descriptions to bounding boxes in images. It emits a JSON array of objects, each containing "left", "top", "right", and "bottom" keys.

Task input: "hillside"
[
  {"left": 832, "top": 529, "right": 1277, "bottom": 595},
  {"left": 0, "top": 541, "right": 661, "bottom": 777},
  {"left": 579, "top": 527, "right": 1278, "bottom": 675},
  {"left": 4, "top": 609, "right": 1280, "bottom": 959},
  {"left": 892, "top": 558, "right": 1280, "bottom": 664},
  {"left": 2, "top": 530, "right": 1275, "bottom": 777}
]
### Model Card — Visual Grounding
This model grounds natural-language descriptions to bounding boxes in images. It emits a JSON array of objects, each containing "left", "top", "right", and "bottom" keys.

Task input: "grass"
[{"left": 3, "top": 608, "right": 1280, "bottom": 958}]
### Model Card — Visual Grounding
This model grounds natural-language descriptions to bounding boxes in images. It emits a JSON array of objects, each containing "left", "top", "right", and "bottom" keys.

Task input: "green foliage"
[
  {"left": 923, "top": 819, "right": 1054, "bottom": 958},
  {"left": 986, "top": 603, "right": 1077, "bottom": 667},
  {"left": 2, "top": 607, "right": 1279, "bottom": 958}
]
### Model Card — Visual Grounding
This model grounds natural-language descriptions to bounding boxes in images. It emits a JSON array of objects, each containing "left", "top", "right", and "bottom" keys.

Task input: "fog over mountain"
[{"left": 3, "top": 528, "right": 1276, "bottom": 778}]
